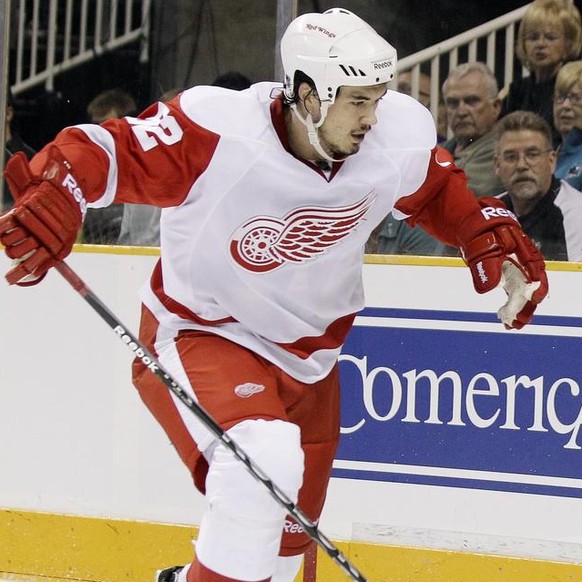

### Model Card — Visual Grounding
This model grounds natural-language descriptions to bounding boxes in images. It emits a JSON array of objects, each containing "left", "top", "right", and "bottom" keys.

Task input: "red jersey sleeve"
[
  {"left": 29, "top": 98, "right": 220, "bottom": 207},
  {"left": 394, "top": 146, "right": 485, "bottom": 248}
]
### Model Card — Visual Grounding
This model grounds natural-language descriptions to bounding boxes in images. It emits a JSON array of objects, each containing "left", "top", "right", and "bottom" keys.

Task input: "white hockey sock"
[
  {"left": 196, "top": 420, "right": 304, "bottom": 580},
  {"left": 176, "top": 564, "right": 190, "bottom": 582},
  {"left": 271, "top": 555, "right": 303, "bottom": 582}
]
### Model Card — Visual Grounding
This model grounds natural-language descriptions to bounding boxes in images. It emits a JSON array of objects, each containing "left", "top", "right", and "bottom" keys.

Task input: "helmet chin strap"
[{"left": 290, "top": 102, "right": 344, "bottom": 163}]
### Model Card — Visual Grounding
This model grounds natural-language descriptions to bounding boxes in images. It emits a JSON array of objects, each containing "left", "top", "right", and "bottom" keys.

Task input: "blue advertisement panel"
[{"left": 335, "top": 307, "right": 582, "bottom": 498}]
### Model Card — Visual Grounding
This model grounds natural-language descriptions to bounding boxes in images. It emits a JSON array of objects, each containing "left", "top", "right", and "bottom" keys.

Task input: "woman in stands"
[
  {"left": 500, "top": 0, "right": 582, "bottom": 145},
  {"left": 553, "top": 59, "right": 582, "bottom": 189}
]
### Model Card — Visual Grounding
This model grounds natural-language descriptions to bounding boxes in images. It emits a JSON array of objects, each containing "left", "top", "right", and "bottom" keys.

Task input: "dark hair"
[
  {"left": 493, "top": 110, "right": 553, "bottom": 148},
  {"left": 284, "top": 70, "right": 318, "bottom": 105},
  {"left": 87, "top": 88, "right": 137, "bottom": 121},
  {"left": 211, "top": 72, "right": 251, "bottom": 91}
]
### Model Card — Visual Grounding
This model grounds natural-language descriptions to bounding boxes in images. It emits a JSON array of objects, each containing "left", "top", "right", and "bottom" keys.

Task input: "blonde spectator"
[
  {"left": 553, "top": 60, "right": 580, "bottom": 145},
  {"left": 500, "top": 0, "right": 582, "bottom": 140},
  {"left": 553, "top": 60, "right": 582, "bottom": 188}
]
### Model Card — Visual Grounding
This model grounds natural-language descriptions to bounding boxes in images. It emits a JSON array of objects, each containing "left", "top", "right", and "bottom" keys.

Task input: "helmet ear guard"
[{"left": 281, "top": 8, "right": 397, "bottom": 105}]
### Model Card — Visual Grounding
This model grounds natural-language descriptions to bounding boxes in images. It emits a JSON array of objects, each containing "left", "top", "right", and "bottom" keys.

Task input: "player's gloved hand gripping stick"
[
  {"left": 0, "top": 147, "right": 86, "bottom": 286},
  {"left": 0, "top": 149, "right": 369, "bottom": 581}
]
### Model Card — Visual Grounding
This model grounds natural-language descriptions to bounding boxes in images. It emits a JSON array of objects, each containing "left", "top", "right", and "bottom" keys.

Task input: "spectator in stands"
[
  {"left": 553, "top": 61, "right": 578, "bottom": 147},
  {"left": 86, "top": 88, "right": 138, "bottom": 124},
  {"left": 82, "top": 88, "right": 138, "bottom": 244},
  {"left": 397, "top": 70, "right": 432, "bottom": 107},
  {"left": 554, "top": 60, "right": 582, "bottom": 189},
  {"left": 3, "top": 88, "right": 35, "bottom": 211},
  {"left": 366, "top": 211, "right": 445, "bottom": 256},
  {"left": 442, "top": 61, "right": 505, "bottom": 198},
  {"left": 500, "top": 0, "right": 582, "bottom": 143},
  {"left": 118, "top": 74, "right": 252, "bottom": 247},
  {"left": 494, "top": 110, "right": 582, "bottom": 261},
  {"left": 397, "top": 70, "right": 447, "bottom": 142},
  {"left": 367, "top": 71, "right": 451, "bottom": 256}
]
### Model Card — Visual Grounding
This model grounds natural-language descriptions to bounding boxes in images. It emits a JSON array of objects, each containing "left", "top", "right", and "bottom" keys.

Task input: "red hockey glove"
[
  {"left": 459, "top": 198, "right": 548, "bottom": 330},
  {"left": 0, "top": 146, "right": 86, "bottom": 286}
]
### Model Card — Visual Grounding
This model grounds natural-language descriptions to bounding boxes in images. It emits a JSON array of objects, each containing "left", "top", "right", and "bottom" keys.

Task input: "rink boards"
[{"left": 1, "top": 248, "right": 582, "bottom": 581}]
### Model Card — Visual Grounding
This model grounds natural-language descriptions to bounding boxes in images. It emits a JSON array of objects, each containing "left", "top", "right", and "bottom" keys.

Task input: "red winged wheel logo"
[{"left": 230, "top": 193, "right": 376, "bottom": 272}]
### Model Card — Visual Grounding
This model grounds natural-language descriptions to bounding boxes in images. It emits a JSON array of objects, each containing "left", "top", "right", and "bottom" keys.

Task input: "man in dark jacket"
[{"left": 494, "top": 110, "right": 582, "bottom": 261}]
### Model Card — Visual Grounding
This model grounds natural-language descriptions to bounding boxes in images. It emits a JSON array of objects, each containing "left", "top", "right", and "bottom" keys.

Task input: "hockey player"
[{"left": 0, "top": 8, "right": 547, "bottom": 582}]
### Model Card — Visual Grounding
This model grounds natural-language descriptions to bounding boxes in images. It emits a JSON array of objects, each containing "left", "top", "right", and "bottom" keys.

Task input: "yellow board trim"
[
  {"left": 1, "top": 242, "right": 581, "bottom": 272},
  {"left": 1, "top": 509, "right": 581, "bottom": 582}
]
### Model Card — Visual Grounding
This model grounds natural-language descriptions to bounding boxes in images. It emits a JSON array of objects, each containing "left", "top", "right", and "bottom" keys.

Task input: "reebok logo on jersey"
[
  {"left": 283, "top": 519, "right": 305, "bottom": 534},
  {"left": 476, "top": 261, "right": 488, "bottom": 284},
  {"left": 234, "top": 382, "right": 266, "bottom": 398},
  {"left": 283, "top": 517, "right": 318, "bottom": 534},
  {"left": 230, "top": 194, "right": 376, "bottom": 272}
]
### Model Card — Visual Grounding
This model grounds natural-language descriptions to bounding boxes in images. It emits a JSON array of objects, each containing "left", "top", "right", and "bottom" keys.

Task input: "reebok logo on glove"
[
  {"left": 476, "top": 261, "right": 488, "bottom": 284},
  {"left": 62, "top": 172, "right": 88, "bottom": 217},
  {"left": 481, "top": 206, "right": 518, "bottom": 222}
]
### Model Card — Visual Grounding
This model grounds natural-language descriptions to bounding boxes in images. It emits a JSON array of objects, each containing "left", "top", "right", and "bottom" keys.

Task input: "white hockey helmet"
[{"left": 281, "top": 8, "right": 397, "bottom": 104}]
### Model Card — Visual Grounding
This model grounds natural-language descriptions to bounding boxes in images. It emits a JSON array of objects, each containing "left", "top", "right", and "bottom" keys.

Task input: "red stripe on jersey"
[
  {"left": 275, "top": 312, "right": 356, "bottom": 360},
  {"left": 151, "top": 256, "right": 354, "bottom": 360},
  {"left": 151, "top": 259, "right": 237, "bottom": 326}
]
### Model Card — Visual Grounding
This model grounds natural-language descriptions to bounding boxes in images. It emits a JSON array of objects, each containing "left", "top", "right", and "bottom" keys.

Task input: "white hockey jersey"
[{"left": 46, "top": 82, "right": 444, "bottom": 383}]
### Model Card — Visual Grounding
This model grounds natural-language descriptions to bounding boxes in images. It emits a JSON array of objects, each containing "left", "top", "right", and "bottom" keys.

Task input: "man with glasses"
[
  {"left": 494, "top": 110, "right": 582, "bottom": 261},
  {"left": 442, "top": 62, "right": 505, "bottom": 198}
]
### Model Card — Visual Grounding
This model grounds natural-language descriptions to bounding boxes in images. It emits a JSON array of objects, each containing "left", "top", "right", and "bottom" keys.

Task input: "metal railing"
[
  {"left": 391, "top": 4, "right": 530, "bottom": 132},
  {"left": 11, "top": 0, "right": 152, "bottom": 95},
  {"left": 8, "top": 1, "right": 529, "bottom": 119}
]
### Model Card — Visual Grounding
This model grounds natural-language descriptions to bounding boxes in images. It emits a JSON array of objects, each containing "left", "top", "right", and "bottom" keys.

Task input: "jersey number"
[{"left": 128, "top": 102, "right": 183, "bottom": 152}]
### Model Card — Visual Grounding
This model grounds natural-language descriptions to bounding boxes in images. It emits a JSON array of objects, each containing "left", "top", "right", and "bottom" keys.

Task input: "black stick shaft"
[{"left": 55, "top": 261, "right": 368, "bottom": 582}]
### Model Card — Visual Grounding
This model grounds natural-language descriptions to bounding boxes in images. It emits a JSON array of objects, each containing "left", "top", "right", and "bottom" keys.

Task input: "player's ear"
[{"left": 298, "top": 82, "right": 320, "bottom": 109}]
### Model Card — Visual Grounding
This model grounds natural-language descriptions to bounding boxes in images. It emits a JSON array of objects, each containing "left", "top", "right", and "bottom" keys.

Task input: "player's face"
[
  {"left": 494, "top": 129, "right": 556, "bottom": 207},
  {"left": 317, "top": 84, "right": 387, "bottom": 159}
]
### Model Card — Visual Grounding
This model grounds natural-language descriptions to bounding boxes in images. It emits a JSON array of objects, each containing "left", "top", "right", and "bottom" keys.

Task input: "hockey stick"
[{"left": 54, "top": 260, "right": 367, "bottom": 582}]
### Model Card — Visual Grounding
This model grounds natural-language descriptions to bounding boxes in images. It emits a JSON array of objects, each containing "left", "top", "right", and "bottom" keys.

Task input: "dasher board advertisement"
[{"left": 335, "top": 306, "right": 582, "bottom": 499}]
